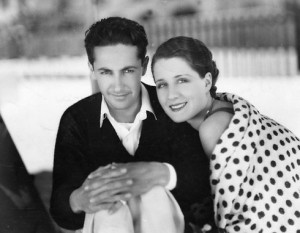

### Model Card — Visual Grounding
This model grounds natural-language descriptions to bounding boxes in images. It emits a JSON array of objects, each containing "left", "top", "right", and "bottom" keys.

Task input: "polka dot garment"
[{"left": 210, "top": 93, "right": 300, "bottom": 233}]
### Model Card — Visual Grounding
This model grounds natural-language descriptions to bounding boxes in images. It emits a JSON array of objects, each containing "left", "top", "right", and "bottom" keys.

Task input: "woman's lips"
[{"left": 169, "top": 102, "right": 187, "bottom": 112}]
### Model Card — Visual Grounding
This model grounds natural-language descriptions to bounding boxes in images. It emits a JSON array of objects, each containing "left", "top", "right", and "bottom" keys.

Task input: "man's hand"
[
  {"left": 69, "top": 165, "right": 132, "bottom": 214},
  {"left": 88, "top": 162, "right": 170, "bottom": 200},
  {"left": 70, "top": 162, "right": 170, "bottom": 214}
]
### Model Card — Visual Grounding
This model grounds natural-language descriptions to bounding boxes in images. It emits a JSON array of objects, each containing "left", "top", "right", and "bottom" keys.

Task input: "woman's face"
[{"left": 153, "top": 57, "right": 211, "bottom": 123}]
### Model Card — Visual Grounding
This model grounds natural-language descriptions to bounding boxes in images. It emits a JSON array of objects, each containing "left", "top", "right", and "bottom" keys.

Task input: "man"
[{"left": 50, "top": 17, "right": 214, "bottom": 232}]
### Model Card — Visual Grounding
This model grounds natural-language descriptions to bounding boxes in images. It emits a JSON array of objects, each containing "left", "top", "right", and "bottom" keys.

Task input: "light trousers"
[{"left": 82, "top": 186, "right": 184, "bottom": 233}]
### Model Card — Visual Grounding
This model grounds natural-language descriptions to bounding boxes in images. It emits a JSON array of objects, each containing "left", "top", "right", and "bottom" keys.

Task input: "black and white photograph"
[{"left": 1, "top": 0, "right": 300, "bottom": 232}]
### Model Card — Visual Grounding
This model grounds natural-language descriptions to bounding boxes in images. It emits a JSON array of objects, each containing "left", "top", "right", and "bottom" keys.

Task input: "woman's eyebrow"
[
  {"left": 155, "top": 74, "right": 190, "bottom": 83},
  {"left": 154, "top": 78, "right": 165, "bottom": 83},
  {"left": 174, "top": 74, "right": 191, "bottom": 78}
]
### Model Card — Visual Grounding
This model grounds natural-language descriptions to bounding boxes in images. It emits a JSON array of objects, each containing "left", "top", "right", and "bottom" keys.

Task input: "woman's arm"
[{"left": 199, "top": 111, "right": 233, "bottom": 157}]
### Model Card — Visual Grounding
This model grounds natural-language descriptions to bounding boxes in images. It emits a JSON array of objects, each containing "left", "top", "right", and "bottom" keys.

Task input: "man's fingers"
[
  {"left": 100, "top": 167, "right": 127, "bottom": 178},
  {"left": 90, "top": 192, "right": 131, "bottom": 205},
  {"left": 87, "top": 201, "right": 127, "bottom": 214},
  {"left": 108, "top": 201, "right": 124, "bottom": 214},
  {"left": 88, "top": 165, "right": 127, "bottom": 179},
  {"left": 86, "top": 202, "right": 115, "bottom": 214},
  {"left": 86, "top": 177, "right": 132, "bottom": 192},
  {"left": 88, "top": 164, "right": 111, "bottom": 179}
]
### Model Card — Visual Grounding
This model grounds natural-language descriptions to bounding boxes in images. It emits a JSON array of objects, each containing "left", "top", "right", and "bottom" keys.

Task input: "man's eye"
[
  {"left": 99, "top": 70, "right": 111, "bottom": 75},
  {"left": 124, "top": 69, "right": 134, "bottom": 73},
  {"left": 178, "top": 78, "right": 188, "bottom": 84}
]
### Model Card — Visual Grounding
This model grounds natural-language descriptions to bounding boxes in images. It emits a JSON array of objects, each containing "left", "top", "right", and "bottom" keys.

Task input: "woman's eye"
[{"left": 156, "top": 83, "right": 167, "bottom": 89}]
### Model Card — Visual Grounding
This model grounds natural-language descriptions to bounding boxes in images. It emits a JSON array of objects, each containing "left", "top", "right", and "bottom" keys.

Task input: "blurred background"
[{"left": 0, "top": 0, "right": 300, "bottom": 232}]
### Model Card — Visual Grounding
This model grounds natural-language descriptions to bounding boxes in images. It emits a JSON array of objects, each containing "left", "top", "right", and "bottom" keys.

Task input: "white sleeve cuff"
[{"left": 163, "top": 163, "right": 177, "bottom": 190}]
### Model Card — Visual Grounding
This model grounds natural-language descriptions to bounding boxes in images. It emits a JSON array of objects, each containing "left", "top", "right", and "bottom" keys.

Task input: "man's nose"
[{"left": 113, "top": 74, "right": 123, "bottom": 92}]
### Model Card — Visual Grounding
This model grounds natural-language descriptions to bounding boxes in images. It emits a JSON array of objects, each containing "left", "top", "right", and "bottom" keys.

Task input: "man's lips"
[
  {"left": 111, "top": 93, "right": 129, "bottom": 98},
  {"left": 169, "top": 102, "right": 187, "bottom": 112}
]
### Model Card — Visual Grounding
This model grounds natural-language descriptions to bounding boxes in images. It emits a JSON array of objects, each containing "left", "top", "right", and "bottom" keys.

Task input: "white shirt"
[{"left": 99, "top": 84, "right": 176, "bottom": 190}]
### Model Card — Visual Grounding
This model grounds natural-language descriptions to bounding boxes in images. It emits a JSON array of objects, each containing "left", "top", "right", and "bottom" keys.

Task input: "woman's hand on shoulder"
[{"left": 199, "top": 110, "right": 233, "bottom": 157}]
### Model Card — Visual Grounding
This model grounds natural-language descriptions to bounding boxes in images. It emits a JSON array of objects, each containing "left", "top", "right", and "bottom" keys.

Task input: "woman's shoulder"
[
  {"left": 200, "top": 101, "right": 233, "bottom": 134},
  {"left": 204, "top": 100, "right": 233, "bottom": 122},
  {"left": 199, "top": 100, "right": 234, "bottom": 156},
  {"left": 213, "top": 100, "right": 234, "bottom": 114}
]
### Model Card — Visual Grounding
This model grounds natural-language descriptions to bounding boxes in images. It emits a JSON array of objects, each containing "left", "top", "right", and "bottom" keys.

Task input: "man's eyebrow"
[
  {"left": 122, "top": 66, "right": 138, "bottom": 70},
  {"left": 96, "top": 67, "right": 111, "bottom": 71}
]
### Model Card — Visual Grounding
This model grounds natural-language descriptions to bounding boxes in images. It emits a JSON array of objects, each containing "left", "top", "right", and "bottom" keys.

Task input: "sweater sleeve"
[{"left": 50, "top": 107, "right": 89, "bottom": 230}]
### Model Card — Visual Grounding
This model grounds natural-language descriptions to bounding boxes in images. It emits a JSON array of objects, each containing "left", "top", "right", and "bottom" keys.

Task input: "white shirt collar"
[{"left": 100, "top": 84, "right": 156, "bottom": 127}]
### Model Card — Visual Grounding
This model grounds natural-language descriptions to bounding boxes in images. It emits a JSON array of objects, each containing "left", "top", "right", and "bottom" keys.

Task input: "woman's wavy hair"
[{"left": 151, "top": 36, "right": 219, "bottom": 97}]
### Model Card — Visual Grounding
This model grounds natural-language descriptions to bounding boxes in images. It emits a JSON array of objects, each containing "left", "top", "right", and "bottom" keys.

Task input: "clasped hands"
[{"left": 70, "top": 162, "right": 168, "bottom": 214}]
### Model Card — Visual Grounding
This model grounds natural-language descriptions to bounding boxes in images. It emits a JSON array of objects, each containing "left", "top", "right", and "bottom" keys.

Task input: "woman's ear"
[{"left": 204, "top": 72, "right": 212, "bottom": 91}]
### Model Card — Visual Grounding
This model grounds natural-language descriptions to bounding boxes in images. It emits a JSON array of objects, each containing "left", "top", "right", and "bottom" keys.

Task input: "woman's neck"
[{"left": 187, "top": 96, "right": 215, "bottom": 130}]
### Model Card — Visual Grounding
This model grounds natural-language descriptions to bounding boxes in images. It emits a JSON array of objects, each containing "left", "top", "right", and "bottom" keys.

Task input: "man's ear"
[
  {"left": 88, "top": 62, "right": 93, "bottom": 70},
  {"left": 141, "top": 56, "right": 149, "bottom": 76},
  {"left": 88, "top": 63, "right": 96, "bottom": 80},
  {"left": 204, "top": 72, "right": 212, "bottom": 91}
]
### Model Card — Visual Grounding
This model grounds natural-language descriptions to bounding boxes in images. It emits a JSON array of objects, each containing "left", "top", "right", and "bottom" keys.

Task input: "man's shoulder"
[
  {"left": 62, "top": 93, "right": 102, "bottom": 118},
  {"left": 142, "top": 82, "right": 156, "bottom": 96},
  {"left": 142, "top": 82, "right": 163, "bottom": 115},
  {"left": 69, "top": 93, "right": 101, "bottom": 109}
]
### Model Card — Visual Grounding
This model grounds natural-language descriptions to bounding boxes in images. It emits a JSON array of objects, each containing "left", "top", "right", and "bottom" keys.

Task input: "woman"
[{"left": 151, "top": 36, "right": 300, "bottom": 232}]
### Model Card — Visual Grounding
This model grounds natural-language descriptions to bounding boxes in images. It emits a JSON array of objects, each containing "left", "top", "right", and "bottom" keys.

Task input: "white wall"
[{"left": 1, "top": 57, "right": 300, "bottom": 174}]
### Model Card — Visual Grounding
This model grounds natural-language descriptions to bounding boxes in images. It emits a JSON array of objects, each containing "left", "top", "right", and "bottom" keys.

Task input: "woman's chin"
[{"left": 167, "top": 114, "right": 187, "bottom": 123}]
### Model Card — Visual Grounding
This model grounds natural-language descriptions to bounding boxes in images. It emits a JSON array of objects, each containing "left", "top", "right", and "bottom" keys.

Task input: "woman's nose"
[{"left": 167, "top": 86, "right": 179, "bottom": 100}]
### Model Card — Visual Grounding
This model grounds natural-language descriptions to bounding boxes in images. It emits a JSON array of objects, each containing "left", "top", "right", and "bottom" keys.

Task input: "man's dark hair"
[{"left": 84, "top": 17, "right": 148, "bottom": 66}]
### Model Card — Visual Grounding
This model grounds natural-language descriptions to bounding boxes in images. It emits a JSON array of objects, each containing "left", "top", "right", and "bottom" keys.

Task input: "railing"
[
  {"left": 211, "top": 47, "right": 298, "bottom": 77},
  {"left": 144, "top": 9, "right": 296, "bottom": 49},
  {"left": 0, "top": 10, "right": 298, "bottom": 77},
  {"left": 144, "top": 10, "right": 298, "bottom": 77}
]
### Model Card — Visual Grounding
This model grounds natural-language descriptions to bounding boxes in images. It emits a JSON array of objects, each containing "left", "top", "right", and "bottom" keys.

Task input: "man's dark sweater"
[{"left": 50, "top": 83, "right": 213, "bottom": 231}]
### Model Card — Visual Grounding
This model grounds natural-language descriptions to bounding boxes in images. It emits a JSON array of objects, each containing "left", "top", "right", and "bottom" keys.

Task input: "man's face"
[{"left": 92, "top": 44, "right": 148, "bottom": 122}]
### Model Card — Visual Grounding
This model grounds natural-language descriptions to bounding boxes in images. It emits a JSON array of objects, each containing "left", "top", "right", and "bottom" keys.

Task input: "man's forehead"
[
  {"left": 93, "top": 44, "right": 141, "bottom": 68},
  {"left": 93, "top": 44, "right": 139, "bottom": 57}
]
